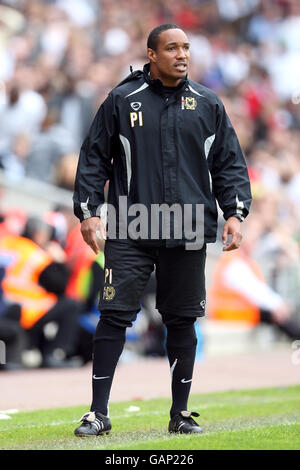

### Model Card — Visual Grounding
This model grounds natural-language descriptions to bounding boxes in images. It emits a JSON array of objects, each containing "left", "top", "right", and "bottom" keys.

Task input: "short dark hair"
[
  {"left": 147, "top": 24, "right": 181, "bottom": 51},
  {"left": 22, "top": 217, "right": 53, "bottom": 241}
]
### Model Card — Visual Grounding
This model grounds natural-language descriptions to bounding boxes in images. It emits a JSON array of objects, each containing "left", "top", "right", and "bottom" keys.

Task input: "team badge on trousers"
[{"left": 103, "top": 286, "right": 115, "bottom": 300}]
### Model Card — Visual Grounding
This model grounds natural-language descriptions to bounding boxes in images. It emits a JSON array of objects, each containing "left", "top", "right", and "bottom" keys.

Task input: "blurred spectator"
[
  {"left": 43, "top": 205, "right": 95, "bottom": 302},
  {"left": 216, "top": 0, "right": 259, "bottom": 22},
  {"left": 0, "top": 133, "right": 31, "bottom": 182},
  {"left": 0, "top": 84, "right": 46, "bottom": 158},
  {"left": 26, "top": 109, "right": 76, "bottom": 183},
  {"left": 55, "top": 152, "right": 79, "bottom": 190},
  {"left": 0, "top": 265, "right": 25, "bottom": 370},
  {"left": 247, "top": 0, "right": 282, "bottom": 45},
  {"left": 65, "top": 225, "right": 97, "bottom": 306},
  {"left": 58, "top": 77, "right": 95, "bottom": 149},
  {"left": 0, "top": 206, "right": 27, "bottom": 237},
  {"left": 0, "top": 216, "right": 82, "bottom": 368},
  {"left": 0, "top": 3, "right": 25, "bottom": 81},
  {"left": 208, "top": 217, "right": 300, "bottom": 340}
]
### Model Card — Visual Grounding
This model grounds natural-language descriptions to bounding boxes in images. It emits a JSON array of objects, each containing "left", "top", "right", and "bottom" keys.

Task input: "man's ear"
[{"left": 147, "top": 48, "right": 156, "bottom": 63}]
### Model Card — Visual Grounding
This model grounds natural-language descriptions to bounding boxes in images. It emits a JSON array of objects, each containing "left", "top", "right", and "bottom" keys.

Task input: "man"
[{"left": 73, "top": 24, "right": 251, "bottom": 436}]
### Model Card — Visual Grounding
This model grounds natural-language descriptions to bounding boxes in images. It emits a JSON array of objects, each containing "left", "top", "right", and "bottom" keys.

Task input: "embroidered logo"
[
  {"left": 184, "top": 97, "right": 197, "bottom": 110},
  {"left": 103, "top": 286, "right": 115, "bottom": 300},
  {"left": 130, "top": 102, "right": 142, "bottom": 111}
]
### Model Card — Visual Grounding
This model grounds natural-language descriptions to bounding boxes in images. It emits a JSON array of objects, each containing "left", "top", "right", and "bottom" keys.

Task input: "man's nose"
[{"left": 176, "top": 47, "right": 188, "bottom": 59}]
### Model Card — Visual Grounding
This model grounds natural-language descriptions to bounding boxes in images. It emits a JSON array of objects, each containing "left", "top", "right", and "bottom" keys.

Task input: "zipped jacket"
[{"left": 73, "top": 63, "right": 252, "bottom": 246}]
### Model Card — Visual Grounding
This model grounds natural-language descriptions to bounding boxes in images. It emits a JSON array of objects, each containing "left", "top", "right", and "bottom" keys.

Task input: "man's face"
[{"left": 148, "top": 29, "right": 190, "bottom": 86}]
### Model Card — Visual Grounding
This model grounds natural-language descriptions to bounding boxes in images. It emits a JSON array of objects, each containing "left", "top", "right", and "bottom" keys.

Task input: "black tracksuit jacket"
[{"left": 73, "top": 63, "right": 252, "bottom": 246}]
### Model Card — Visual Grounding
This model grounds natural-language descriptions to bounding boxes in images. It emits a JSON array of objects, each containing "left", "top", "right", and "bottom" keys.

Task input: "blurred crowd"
[
  {"left": 0, "top": 200, "right": 166, "bottom": 370},
  {"left": 1, "top": 0, "right": 300, "bottom": 368},
  {"left": 0, "top": 0, "right": 300, "bottom": 184}
]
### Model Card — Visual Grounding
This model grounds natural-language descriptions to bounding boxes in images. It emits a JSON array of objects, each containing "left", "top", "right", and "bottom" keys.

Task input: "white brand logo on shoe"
[
  {"left": 181, "top": 378, "right": 192, "bottom": 384},
  {"left": 93, "top": 375, "right": 110, "bottom": 380}
]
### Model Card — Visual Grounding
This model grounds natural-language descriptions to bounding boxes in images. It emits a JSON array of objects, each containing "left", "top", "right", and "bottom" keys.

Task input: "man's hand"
[
  {"left": 222, "top": 216, "right": 242, "bottom": 251},
  {"left": 271, "top": 302, "right": 290, "bottom": 324},
  {"left": 81, "top": 217, "right": 106, "bottom": 255},
  {"left": 46, "top": 241, "right": 67, "bottom": 262}
]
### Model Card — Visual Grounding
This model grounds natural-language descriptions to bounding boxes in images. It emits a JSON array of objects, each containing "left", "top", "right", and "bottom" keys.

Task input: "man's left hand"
[{"left": 222, "top": 216, "right": 242, "bottom": 251}]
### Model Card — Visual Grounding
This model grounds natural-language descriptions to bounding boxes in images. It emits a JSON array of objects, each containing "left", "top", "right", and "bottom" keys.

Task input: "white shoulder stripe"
[
  {"left": 204, "top": 134, "right": 215, "bottom": 159},
  {"left": 125, "top": 82, "right": 149, "bottom": 98},
  {"left": 204, "top": 134, "right": 215, "bottom": 194},
  {"left": 119, "top": 134, "right": 132, "bottom": 194},
  {"left": 188, "top": 84, "right": 204, "bottom": 97}
]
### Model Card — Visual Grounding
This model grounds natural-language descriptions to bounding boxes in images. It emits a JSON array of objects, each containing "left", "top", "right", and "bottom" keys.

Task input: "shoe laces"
[
  {"left": 181, "top": 411, "right": 199, "bottom": 419},
  {"left": 78, "top": 411, "right": 103, "bottom": 424},
  {"left": 177, "top": 410, "right": 200, "bottom": 427},
  {"left": 78, "top": 411, "right": 108, "bottom": 433}
]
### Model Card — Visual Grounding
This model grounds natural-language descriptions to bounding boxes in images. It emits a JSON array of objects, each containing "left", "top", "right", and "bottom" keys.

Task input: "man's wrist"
[
  {"left": 230, "top": 213, "right": 244, "bottom": 222},
  {"left": 81, "top": 215, "right": 100, "bottom": 222}
]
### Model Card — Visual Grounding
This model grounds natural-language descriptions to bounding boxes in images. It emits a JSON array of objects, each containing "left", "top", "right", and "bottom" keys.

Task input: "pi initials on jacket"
[{"left": 130, "top": 111, "right": 143, "bottom": 127}]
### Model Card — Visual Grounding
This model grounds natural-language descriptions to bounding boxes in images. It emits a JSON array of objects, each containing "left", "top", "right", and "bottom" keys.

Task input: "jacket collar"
[{"left": 143, "top": 63, "right": 188, "bottom": 95}]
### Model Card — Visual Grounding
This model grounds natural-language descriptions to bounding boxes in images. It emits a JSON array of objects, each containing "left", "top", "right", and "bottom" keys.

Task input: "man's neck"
[{"left": 149, "top": 68, "right": 182, "bottom": 87}]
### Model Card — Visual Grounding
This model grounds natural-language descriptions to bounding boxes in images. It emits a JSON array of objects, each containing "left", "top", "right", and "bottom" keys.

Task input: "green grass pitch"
[{"left": 1, "top": 386, "right": 300, "bottom": 450}]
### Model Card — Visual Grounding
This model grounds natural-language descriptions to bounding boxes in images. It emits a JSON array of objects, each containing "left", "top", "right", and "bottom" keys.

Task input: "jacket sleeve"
[
  {"left": 73, "top": 93, "right": 117, "bottom": 222},
  {"left": 210, "top": 99, "right": 252, "bottom": 221}
]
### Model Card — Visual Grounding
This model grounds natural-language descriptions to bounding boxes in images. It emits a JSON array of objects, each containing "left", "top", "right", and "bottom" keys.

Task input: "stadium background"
[{"left": 0, "top": 0, "right": 300, "bottom": 412}]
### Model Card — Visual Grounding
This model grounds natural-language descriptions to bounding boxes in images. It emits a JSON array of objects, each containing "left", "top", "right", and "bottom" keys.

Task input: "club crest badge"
[
  {"left": 103, "top": 286, "right": 115, "bottom": 300},
  {"left": 184, "top": 97, "right": 197, "bottom": 110}
]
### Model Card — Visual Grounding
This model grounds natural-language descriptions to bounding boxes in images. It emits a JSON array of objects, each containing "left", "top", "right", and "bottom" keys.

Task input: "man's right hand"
[{"left": 80, "top": 217, "right": 106, "bottom": 255}]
